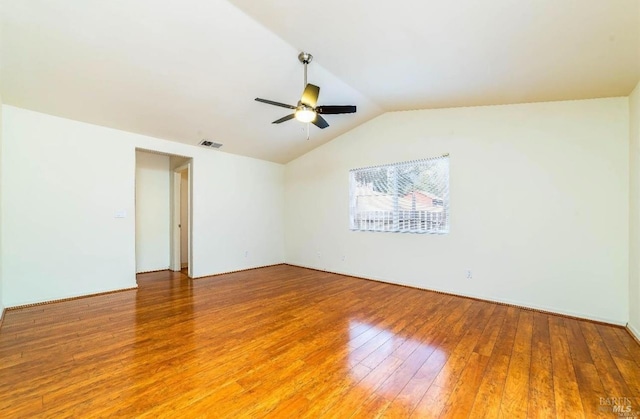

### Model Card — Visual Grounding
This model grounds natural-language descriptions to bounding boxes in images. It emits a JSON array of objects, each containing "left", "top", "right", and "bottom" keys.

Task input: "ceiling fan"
[{"left": 255, "top": 52, "right": 357, "bottom": 130}]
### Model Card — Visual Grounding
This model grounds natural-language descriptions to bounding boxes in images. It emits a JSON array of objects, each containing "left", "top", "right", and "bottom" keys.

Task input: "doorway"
[
  {"left": 171, "top": 162, "right": 192, "bottom": 277},
  {"left": 134, "top": 149, "right": 192, "bottom": 278}
]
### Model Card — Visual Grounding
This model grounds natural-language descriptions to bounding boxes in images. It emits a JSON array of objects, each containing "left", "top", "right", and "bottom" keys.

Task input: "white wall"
[
  {"left": 285, "top": 98, "right": 629, "bottom": 324},
  {"left": 630, "top": 81, "right": 640, "bottom": 336},
  {"left": 1, "top": 105, "right": 285, "bottom": 307},
  {"left": 135, "top": 151, "right": 171, "bottom": 273}
]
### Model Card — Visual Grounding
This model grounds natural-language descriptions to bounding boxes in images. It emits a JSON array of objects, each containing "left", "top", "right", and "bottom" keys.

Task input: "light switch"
[{"left": 115, "top": 210, "right": 127, "bottom": 218}]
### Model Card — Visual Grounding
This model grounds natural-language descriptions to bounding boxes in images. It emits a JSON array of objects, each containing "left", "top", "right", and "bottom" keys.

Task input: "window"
[{"left": 349, "top": 155, "right": 449, "bottom": 234}]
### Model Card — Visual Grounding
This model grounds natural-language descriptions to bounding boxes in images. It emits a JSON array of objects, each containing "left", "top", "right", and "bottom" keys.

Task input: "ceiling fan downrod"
[{"left": 298, "top": 52, "right": 313, "bottom": 89}]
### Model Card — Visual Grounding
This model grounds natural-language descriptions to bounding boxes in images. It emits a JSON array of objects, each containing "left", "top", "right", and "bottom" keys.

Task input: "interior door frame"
[{"left": 171, "top": 162, "right": 192, "bottom": 277}]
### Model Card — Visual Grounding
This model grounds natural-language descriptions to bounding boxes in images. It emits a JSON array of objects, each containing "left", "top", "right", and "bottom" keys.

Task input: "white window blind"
[{"left": 349, "top": 155, "right": 450, "bottom": 234}]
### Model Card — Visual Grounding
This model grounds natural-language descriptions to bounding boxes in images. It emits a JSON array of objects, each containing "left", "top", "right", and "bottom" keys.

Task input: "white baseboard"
[
  {"left": 6, "top": 285, "right": 138, "bottom": 311},
  {"left": 191, "top": 262, "right": 285, "bottom": 280},
  {"left": 627, "top": 323, "right": 640, "bottom": 342},
  {"left": 136, "top": 267, "right": 171, "bottom": 274},
  {"left": 286, "top": 263, "right": 625, "bottom": 326}
]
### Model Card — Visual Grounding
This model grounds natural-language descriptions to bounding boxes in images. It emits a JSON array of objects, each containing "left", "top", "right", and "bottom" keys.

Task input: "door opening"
[{"left": 171, "top": 163, "right": 192, "bottom": 277}]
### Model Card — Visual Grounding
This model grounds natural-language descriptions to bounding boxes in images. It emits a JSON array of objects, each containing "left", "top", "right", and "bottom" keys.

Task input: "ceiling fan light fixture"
[
  {"left": 295, "top": 106, "right": 316, "bottom": 123},
  {"left": 254, "top": 51, "right": 357, "bottom": 131}
]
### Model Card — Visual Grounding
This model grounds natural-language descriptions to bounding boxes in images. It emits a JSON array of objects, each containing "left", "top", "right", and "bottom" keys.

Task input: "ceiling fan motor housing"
[{"left": 298, "top": 52, "right": 313, "bottom": 64}]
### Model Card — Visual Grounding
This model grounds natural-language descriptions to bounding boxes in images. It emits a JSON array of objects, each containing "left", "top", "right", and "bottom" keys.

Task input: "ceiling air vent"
[{"left": 199, "top": 139, "right": 223, "bottom": 149}]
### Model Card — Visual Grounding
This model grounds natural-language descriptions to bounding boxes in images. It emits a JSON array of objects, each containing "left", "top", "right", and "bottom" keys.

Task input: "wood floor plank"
[
  {"left": 596, "top": 324, "right": 640, "bottom": 367},
  {"left": 564, "top": 318, "right": 594, "bottom": 364},
  {"left": 549, "top": 316, "right": 586, "bottom": 418},
  {"left": 329, "top": 355, "right": 405, "bottom": 417},
  {"left": 410, "top": 302, "right": 497, "bottom": 417},
  {"left": 499, "top": 310, "right": 533, "bottom": 418},
  {"left": 467, "top": 306, "right": 519, "bottom": 418},
  {"left": 438, "top": 351, "right": 491, "bottom": 418},
  {"left": 612, "top": 356, "right": 640, "bottom": 397},
  {"left": 579, "top": 322, "right": 640, "bottom": 414},
  {"left": 527, "top": 312, "right": 556, "bottom": 418},
  {"left": 563, "top": 318, "right": 610, "bottom": 418},
  {"left": 615, "top": 328, "right": 640, "bottom": 361},
  {"left": 572, "top": 361, "right": 611, "bottom": 418},
  {"left": 381, "top": 298, "right": 478, "bottom": 417},
  {"left": 0, "top": 265, "right": 638, "bottom": 417}
]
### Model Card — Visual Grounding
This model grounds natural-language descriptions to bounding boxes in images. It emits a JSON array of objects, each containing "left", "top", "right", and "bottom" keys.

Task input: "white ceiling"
[{"left": 1, "top": 0, "right": 639, "bottom": 163}]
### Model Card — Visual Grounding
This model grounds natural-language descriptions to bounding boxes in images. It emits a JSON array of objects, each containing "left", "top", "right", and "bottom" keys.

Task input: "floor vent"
[{"left": 199, "top": 139, "right": 223, "bottom": 149}]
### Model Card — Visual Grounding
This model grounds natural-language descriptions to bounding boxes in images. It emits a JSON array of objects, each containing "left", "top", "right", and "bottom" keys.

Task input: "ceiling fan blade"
[
  {"left": 255, "top": 98, "right": 296, "bottom": 109},
  {"left": 312, "top": 114, "right": 329, "bottom": 129},
  {"left": 301, "top": 84, "right": 320, "bottom": 108},
  {"left": 316, "top": 105, "right": 357, "bottom": 114},
  {"left": 272, "top": 114, "right": 296, "bottom": 124}
]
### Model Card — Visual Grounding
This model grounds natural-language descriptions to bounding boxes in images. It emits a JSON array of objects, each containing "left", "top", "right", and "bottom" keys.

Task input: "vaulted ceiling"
[{"left": 1, "top": 1, "right": 639, "bottom": 163}]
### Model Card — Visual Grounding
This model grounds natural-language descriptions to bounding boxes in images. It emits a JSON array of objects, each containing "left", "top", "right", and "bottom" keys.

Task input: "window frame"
[{"left": 349, "top": 155, "right": 450, "bottom": 235}]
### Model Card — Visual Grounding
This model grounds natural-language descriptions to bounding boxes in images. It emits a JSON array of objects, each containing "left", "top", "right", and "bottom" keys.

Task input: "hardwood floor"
[{"left": 1, "top": 265, "right": 639, "bottom": 418}]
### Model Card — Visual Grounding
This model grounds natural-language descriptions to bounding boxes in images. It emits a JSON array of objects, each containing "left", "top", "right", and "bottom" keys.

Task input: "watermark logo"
[{"left": 598, "top": 397, "right": 638, "bottom": 418}]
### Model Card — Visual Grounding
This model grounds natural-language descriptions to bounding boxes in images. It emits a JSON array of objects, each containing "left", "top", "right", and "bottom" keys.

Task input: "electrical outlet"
[
  {"left": 341, "top": 255, "right": 346, "bottom": 262},
  {"left": 466, "top": 270, "right": 472, "bottom": 279},
  {"left": 244, "top": 251, "right": 248, "bottom": 258},
  {"left": 317, "top": 251, "right": 321, "bottom": 258}
]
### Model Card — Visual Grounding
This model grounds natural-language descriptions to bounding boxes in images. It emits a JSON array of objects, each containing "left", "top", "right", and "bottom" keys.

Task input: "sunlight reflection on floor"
[{"left": 347, "top": 320, "right": 445, "bottom": 397}]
